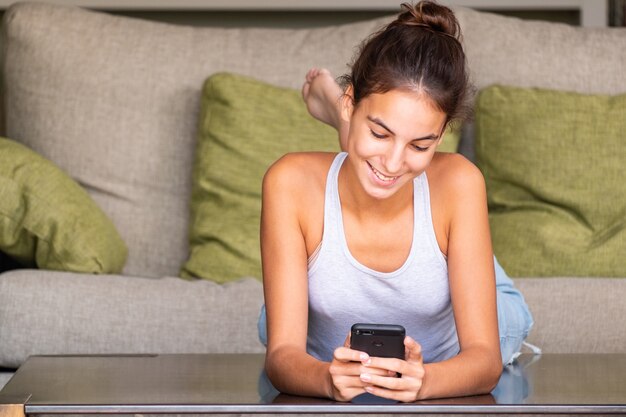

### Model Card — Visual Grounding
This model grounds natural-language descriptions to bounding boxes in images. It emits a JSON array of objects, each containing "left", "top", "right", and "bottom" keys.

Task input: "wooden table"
[{"left": 1, "top": 353, "right": 625, "bottom": 415}]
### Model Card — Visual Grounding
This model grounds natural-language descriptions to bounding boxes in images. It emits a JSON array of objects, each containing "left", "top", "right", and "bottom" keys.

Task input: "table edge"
[{"left": 25, "top": 404, "right": 626, "bottom": 414}]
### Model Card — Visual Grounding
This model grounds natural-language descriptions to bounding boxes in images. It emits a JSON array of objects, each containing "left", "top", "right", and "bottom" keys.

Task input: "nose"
[{"left": 382, "top": 143, "right": 405, "bottom": 175}]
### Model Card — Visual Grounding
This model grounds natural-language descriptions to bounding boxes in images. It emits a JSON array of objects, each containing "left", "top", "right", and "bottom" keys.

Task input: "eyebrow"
[{"left": 367, "top": 116, "right": 440, "bottom": 141}]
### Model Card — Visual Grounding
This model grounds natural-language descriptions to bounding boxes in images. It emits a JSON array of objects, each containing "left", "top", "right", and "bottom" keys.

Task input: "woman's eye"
[
  {"left": 411, "top": 143, "right": 429, "bottom": 152},
  {"left": 370, "top": 129, "right": 387, "bottom": 139}
]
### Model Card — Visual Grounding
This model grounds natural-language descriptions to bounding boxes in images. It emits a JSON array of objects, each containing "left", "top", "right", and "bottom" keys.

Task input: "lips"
[{"left": 367, "top": 161, "right": 399, "bottom": 184}]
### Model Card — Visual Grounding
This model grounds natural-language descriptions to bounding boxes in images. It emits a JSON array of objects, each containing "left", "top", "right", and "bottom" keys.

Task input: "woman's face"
[{"left": 343, "top": 88, "right": 447, "bottom": 200}]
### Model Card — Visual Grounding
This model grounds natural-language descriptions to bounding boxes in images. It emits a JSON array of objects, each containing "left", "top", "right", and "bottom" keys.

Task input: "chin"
[
  {"left": 362, "top": 179, "right": 405, "bottom": 200},
  {"left": 363, "top": 188, "right": 389, "bottom": 200}
]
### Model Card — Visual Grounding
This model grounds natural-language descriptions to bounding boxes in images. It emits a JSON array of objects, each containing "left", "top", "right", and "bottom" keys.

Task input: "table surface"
[{"left": 1, "top": 353, "right": 625, "bottom": 414}]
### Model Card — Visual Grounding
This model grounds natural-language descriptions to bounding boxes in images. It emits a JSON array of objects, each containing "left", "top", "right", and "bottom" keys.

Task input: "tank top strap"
[
  {"left": 414, "top": 172, "right": 447, "bottom": 268},
  {"left": 323, "top": 152, "right": 347, "bottom": 242},
  {"left": 308, "top": 152, "right": 347, "bottom": 269}
]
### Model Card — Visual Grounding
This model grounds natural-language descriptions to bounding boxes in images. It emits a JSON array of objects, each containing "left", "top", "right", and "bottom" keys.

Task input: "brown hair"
[{"left": 341, "top": 1, "right": 472, "bottom": 128}]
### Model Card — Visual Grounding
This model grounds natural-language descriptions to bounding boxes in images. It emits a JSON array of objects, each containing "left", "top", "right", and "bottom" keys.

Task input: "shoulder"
[
  {"left": 427, "top": 152, "right": 486, "bottom": 197},
  {"left": 263, "top": 152, "right": 337, "bottom": 199},
  {"left": 426, "top": 152, "right": 488, "bottom": 228},
  {"left": 263, "top": 152, "right": 336, "bottom": 255},
  {"left": 426, "top": 153, "right": 490, "bottom": 253}
]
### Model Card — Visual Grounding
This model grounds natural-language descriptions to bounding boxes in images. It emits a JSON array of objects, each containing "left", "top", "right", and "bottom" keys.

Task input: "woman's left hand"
[{"left": 358, "top": 336, "right": 425, "bottom": 402}]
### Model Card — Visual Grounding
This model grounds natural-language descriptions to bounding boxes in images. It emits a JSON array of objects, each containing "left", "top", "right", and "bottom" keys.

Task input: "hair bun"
[{"left": 397, "top": 1, "right": 460, "bottom": 40}]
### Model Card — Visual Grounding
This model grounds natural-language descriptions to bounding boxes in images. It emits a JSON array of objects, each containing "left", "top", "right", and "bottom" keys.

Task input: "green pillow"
[
  {"left": 182, "top": 72, "right": 460, "bottom": 283},
  {"left": 437, "top": 126, "right": 460, "bottom": 153},
  {"left": 180, "top": 73, "right": 337, "bottom": 283},
  {"left": 0, "top": 137, "right": 128, "bottom": 273},
  {"left": 476, "top": 85, "right": 626, "bottom": 277}
]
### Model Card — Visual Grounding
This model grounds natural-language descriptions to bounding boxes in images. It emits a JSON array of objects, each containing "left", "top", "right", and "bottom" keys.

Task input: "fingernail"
[
  {"left": 359, "top": 353, "right": 369, "bottom": 362},
  {"left": 360, "top": 373, "right": 371, "bottom": 382},
  {"left": 365, "top": 386, "right": 374, "bottom": 393}
]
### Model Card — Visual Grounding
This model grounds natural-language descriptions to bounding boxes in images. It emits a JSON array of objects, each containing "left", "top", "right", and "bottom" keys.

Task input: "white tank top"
[{"left": 306, "top": 152, "right": 459, "bottom": 363}]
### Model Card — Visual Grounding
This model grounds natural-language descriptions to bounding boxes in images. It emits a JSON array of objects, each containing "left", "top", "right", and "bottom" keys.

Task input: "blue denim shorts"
[
  {"left": 258, "top": 256, "right": 534, "bottom": 366},
  {"left": 493, "top": 257, "right": 535, "bottom": 364}
]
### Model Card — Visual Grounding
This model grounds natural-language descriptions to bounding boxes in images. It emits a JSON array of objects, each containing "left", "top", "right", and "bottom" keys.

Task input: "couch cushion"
[
  {"left": 0, "top": 270, "right": 264, "bottom": 368},
  {"left": 1, "top": 272, "right": 624, "bottom": 368},
  {"left": 517, "top": 278, "right": 626, "bottom": 353},
  {"left": 1, "top": 3, "right": 392, "bottom": 278},
  {"left": 453, "top": 9, "right": 626, "bottom": 161},
  {"left": 0, "top": 137, "right": 127, "bottom": 273},
  {"left": 476, "top": 86, "right": 626, "bottom": 277},
  {"left": 181, "top": 73, "right": 339, "bottom": 283},
  {"left": 456, "top": 9, "right": 626, "bottom": 94}
]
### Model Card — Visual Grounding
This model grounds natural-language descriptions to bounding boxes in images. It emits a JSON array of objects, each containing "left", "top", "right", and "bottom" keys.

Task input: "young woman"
[{"left": 260, "top": 1, "right": 534, "bottom": 402}]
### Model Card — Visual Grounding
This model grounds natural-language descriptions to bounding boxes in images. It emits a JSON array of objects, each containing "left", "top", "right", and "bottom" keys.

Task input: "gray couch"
[{"left": 1, "top": 2, "right": 626, "bottom": 391}]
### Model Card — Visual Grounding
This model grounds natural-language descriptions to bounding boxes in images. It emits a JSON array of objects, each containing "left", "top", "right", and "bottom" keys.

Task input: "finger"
[
  {"left": 365, "top": 357, "right": 405, "bottom": 374},
  {"left": 333, "top": 374, "right": 368, "bottom": 388},
  {"left": 358, "top": 365, "right": 394, "bottom": 377},
  {"left": 330, "top": 361, "right": 379, "bottom": 377},
  {"left": 343, "top": 333, "right": 351, "bottom": 348},
  {"left": 360, "top": 372, "right": 404, "bottom": 391},
  {"left": 333, "top": 346, "right": 369, "bottom": 363},
  {"left": 367, "top": 366, "right": 396, "bottom": 377},
  {"left": 329, "top": 361, "right": 392, "bottom": 378},
  {"left": 404, "top": 336, "right": 423, "bottom": 363}
]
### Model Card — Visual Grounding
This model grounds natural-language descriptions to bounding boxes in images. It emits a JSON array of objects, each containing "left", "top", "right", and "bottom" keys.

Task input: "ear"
[{"left": 340, "top": 85, "right": 355, "bottom": 123}]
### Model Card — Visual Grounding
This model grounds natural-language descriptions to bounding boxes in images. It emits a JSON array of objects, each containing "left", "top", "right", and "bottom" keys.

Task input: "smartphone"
[{"left": 350, "top": 323, "right": 406, "bottom": 359}]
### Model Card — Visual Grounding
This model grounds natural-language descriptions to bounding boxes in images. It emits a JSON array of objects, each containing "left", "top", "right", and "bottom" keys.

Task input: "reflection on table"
[{"left": 258, "top": 353, "right": 536, "bottom": 405}]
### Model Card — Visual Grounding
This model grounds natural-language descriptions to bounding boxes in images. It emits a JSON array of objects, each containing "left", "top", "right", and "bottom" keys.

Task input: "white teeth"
[{"left": 369, "top": 163, "right": 396, "bottom": 182}]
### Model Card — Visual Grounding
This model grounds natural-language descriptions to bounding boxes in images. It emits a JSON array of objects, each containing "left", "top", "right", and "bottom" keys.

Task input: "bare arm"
[
  {"left": 261, "top": 155, "right": 332, "bottom": 398},
  {"left": 419, "top": 158, "right": 501, "bottom": 399}
]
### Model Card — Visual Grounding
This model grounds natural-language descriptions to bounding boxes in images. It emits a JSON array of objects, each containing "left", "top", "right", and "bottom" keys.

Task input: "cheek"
[
  {"left": 406, "top": 153, "right": 434, "bottom": 172},
  {"left": 351, "top": 132, "right": 385, "bottom": 156},
  {"left": 352, "top": 138, "right": 372, "bottom": 156}
]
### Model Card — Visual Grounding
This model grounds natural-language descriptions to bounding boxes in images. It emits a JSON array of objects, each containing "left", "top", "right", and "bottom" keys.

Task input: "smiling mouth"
[{"left": 367, "top": 161, "right": 398, "bottom": 183}]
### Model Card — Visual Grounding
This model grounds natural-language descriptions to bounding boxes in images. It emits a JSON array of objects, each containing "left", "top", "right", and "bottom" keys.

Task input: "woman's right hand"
[
  {"left": 328, "top": 336, "right": 395, "bottom": 401},
  {"left": 328, "top": 345, "right": 369, "bottom": 401}
]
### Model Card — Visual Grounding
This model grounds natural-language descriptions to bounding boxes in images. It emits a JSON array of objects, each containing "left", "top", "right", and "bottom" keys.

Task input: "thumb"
[
  {"left": 344, "top": 332, "right": 351, "bottom": 348},
  {"left": 404, "top": 336, "right": 423, "bottom": 363}
]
